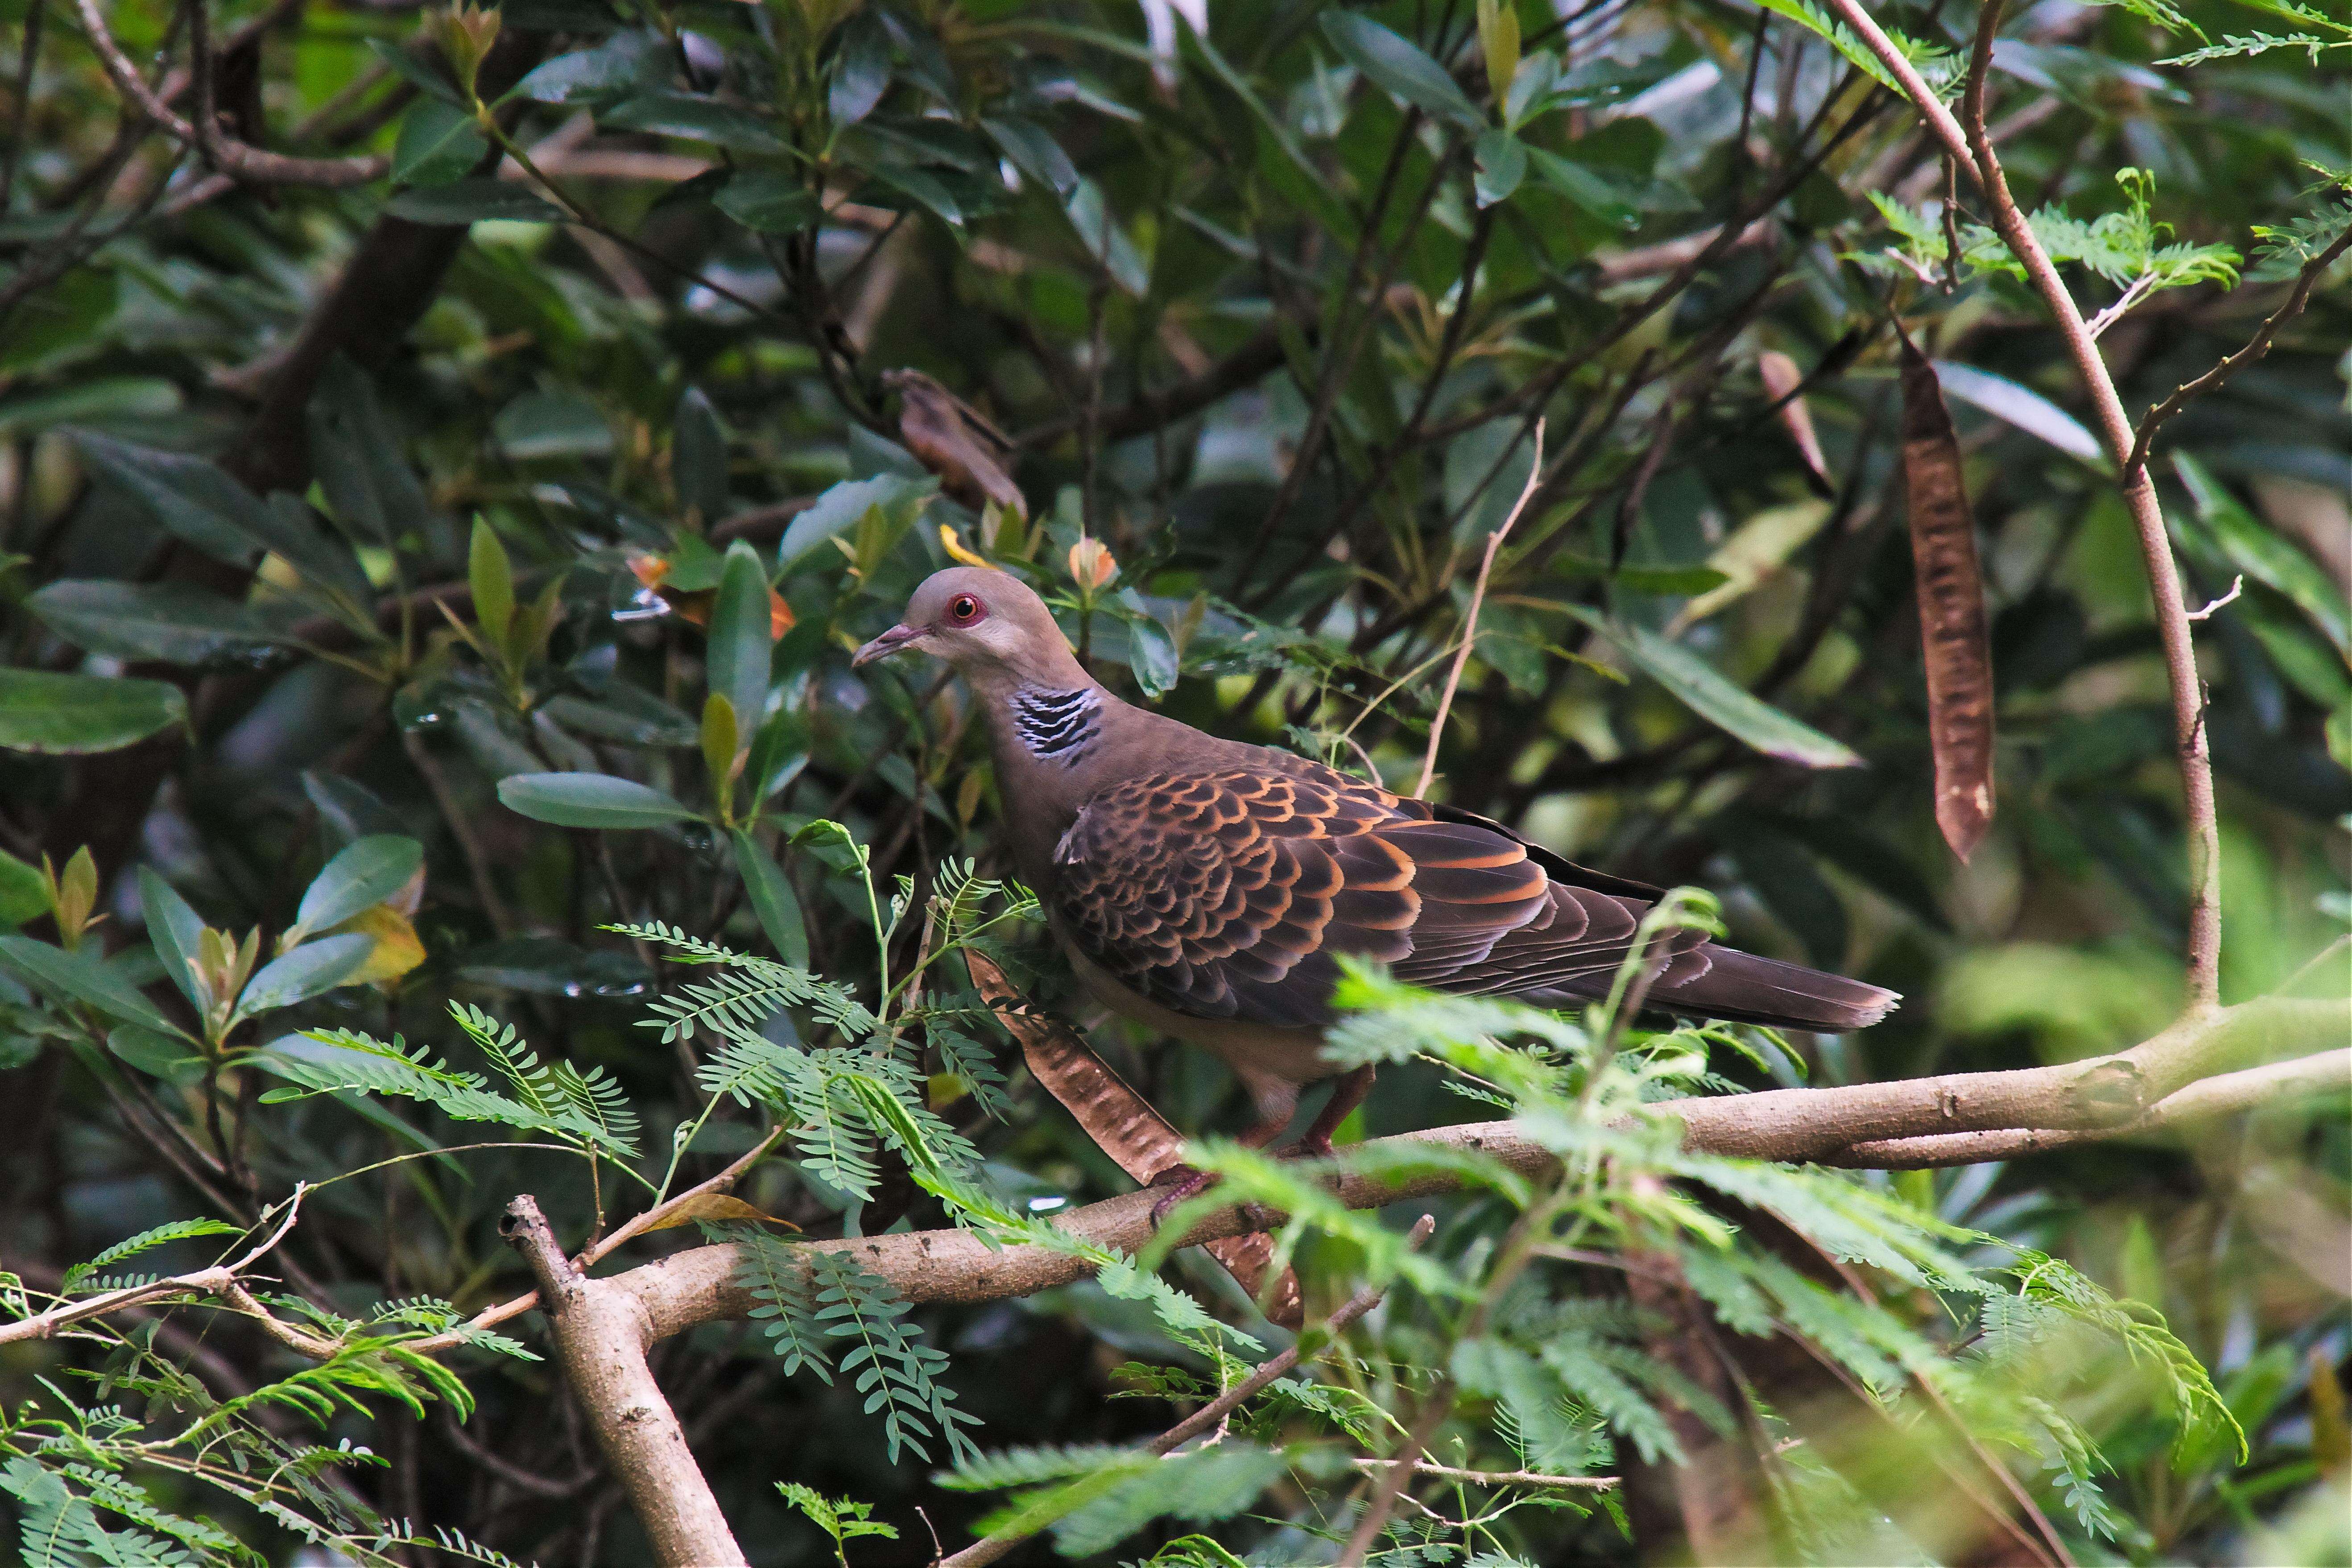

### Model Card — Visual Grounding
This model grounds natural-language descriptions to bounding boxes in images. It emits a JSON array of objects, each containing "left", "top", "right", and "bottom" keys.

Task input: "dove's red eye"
[{"left": 946, "top": 594, "right": 985, "bottom": 625}]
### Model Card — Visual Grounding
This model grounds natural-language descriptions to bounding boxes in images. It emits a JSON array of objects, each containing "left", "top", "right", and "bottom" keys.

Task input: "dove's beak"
[{"left": 852, "top": 623, "right": 923, "bottom": 668}]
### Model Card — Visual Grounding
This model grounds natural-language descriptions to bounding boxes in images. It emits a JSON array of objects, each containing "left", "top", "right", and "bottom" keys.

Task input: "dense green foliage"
[{"left": 1, "top": 0, "right": 2346, "bottom": 1561}]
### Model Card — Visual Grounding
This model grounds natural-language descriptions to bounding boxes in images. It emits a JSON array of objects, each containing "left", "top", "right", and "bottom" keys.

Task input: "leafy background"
[{"left": 0, "top": 0, "right": 2346, "bottom": 1562}]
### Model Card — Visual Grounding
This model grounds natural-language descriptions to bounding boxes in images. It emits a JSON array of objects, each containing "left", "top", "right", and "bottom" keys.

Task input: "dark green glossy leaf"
[
  {"left": 26, "top": 580, "right": 292, "bottom": 662},
  {"left": 708, "top": 541, "right": 775, "bottom": 732},
  {"left": 714, "top": 172, "right": 820, "bottom": 234},
  {"left": 294, "top": 836, "right": 424, "bottom": 939},
  {"left": 603, "top": 93, "right": 788, "bottom": 153},
  {"left": 1564, "top": 609, "right": 1863, "bottom": 769},
  {"left": 236, "top": 933, "right": 374, "bottom": 1019},
  {"left": 1319, "top": 12, "right": 1486, "bottom": 130},
  {"left": 0, "top": 935, "right": 184, "bottom": 1035},
  {"left": 498, "top": 772, "right": 700, "bottom": 828},
  {"left": 731, "top": 828, "right": 810, "bottom": 966},
  {"left": 0, "top": 669, "right": 186, "bottom": 754}
]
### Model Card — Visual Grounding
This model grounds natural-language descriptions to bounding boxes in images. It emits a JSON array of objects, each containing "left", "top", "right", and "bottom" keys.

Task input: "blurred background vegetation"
[{"left": 0, "top": 0, "right": 2345, "bottom": 1561}]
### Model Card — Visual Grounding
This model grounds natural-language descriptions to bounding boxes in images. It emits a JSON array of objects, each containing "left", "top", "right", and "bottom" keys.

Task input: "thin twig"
[
  {"left": 2126, "top": 217, "right": 2352, "bottom": 475},
  {"left": 2186, "top": 577, "right": 2243, "bottom": 621},
  {"left": 1416, "top": 419, "right": 1546, "bottom": 796},
  {"left": 404, "top": 1128, "right": 784, "bottom": 1355},
  {"left": 0, "top": 1182, "right": 307, "bottom": 1347},
  {"left": 70, "top": 0, "right": 388, "bottom": 185},
  {"left": 1345, "top": 1457, "right": 1617, "bottom": 1491}
]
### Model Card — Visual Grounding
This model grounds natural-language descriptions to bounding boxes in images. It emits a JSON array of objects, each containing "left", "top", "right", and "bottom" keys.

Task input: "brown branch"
[
  {"left": 593, "top": 994, "right": 2340, "bottom": 1344},
  {"left": 935, "top": 1216, "right": 1433, "bottom": 1568},
  {"left": 2125, "top": 218, "right": 2352, "bottom": 475},
  {"left": 71, "top": 0, "right": 388, "bottom": 187},
  {"left": 1417, "top": 419, "right": 1545, "bottom": 796},
  {"left": 499, "top": 1196, "right": 746, "bottom": 1568},
  {"left": 0, "top": 1182, "right": 306, "bottom": 1347},
  {"left": 1347, "top": 1458, "right": 1615, "bottom": 1491},
  {"left": 1821, "top": 0, "right": 2222, "bottom": 1012}
]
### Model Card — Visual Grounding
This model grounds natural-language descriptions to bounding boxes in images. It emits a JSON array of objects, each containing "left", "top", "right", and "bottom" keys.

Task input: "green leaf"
[
  {"left": 1473, "top": 128, "right": 1526, "bottom": 206},
  {"left": 67, "top": 429, "right": 271, "bottom": 566},
  {"left": 674, "top": 386, "right": 729, "bottom": 525},
  {"left": 0, "top": 669, "right": 186, "bottom": 754},
  {"left": 713, "top": 172, "right": 821, "bottom": 234},
  {"left": 366, "top": 36, "right": 464, "bottom": 105},
  {"left": 25, "top": 580, "right": 292, "bottom": 662},
  {"left": 603, "top": 93, "right": 788, "bottom": 153},
  {"left": 497, "top": 772, "right": 701, "bottom": 828},
  {"left": 391, "top": 97, "right": 488, "bottom": 186},
  {"left": 514, "top": 32, "right": 663, "bottom": 103},
  {"left": 708, "top": 541, "right": 775, "bottom": 731},
  {"left": 109, "top": 1022, "right": 204, "bottom": 1083},
  {"left": 136, "top": 867, "right": 209, "bottom": 1014},
  {"left": 0, "top": 850, "right": 45, "bottom": 927},
  {"left": 779, "top": 474, "right": 935, "bottom": 571},
  {"left": 828, "top": 12, "right": 892, "bottom": 126},
  {"left": 235, "top": 932, "right": 374, "bottom": 1018},
  {"left": 1564, "top": 609, "right": 1863, "bottom": 769},
  {"left": 2174, "top": 451, "right": 2348, "bottom": 655},
  {"left": 494, "top": 389, "right": 612, "bottom": 458},
  {"left": 386, "top": 178, "right": 566, "bottom": 224},
  {"left": 1320, "top": 12, "right": 1487, "bottom": 129},
  {"left": 0, "top": 934, "right": 184, "bottom": 1035},
  {"left": 731, "top": 829, "right": 810, "bottom": 967},
  {"left": 540, "top": 690, "right": 700, "bottom": 747},
  {"left": 308, "top": 356, "right": 438, "bottom": 546},
  {"left": 0, "top": 376, "right": 180, "bottom": 438},
  {"left": 1524, "top": 145, "right": 1641, "bottom": 229},
  {"left": 294, "top": 836, "right": 424, "bottom": 940},
  {"left": 469, "top": 518, "right": 516, "bottom": 648},
  {"left": 862, "top": 163, "right": 964, "bottom": 226},
  {"left": 983, "top": 116, "right": 1079, "bottom": 198},
  {"left": 1065, "top": 177, "right": 1149, "bottom": 294}
]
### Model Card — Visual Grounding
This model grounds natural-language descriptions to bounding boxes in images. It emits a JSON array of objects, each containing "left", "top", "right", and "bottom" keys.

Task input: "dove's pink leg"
[
  {"left": 1291, "top": 1066, "right": 1376, "bottom": 1158},
  {"left": 1149, "top": 1077, "right": 1299, "bottom": 1225}
]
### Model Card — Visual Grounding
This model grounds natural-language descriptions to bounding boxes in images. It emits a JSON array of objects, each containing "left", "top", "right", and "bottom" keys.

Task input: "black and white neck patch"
[{"left": 1011, "top": 686, "right": 1101, "bottom": 762}]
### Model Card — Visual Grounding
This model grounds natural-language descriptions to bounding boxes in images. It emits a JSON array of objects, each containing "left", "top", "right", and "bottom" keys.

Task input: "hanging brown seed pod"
[
  {"left": 1897, "top": 327, "right": 1996, "bottom": 862},
  {"left": 964, "top": 952, "right": 1303, "bottom": 1328}
]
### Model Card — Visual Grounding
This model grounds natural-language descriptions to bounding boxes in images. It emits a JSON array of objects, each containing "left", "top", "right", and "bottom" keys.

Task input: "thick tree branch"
[
  {"left": 498, "top": 1196, "right": 746, "bottom": 1568},
  {"left": 603, "top": 995, "right": 2342, "bottom": 1341}
]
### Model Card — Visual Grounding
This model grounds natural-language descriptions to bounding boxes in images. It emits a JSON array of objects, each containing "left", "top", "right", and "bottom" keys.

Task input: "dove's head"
[{"left": 852, "top": 567, "right": 1086, "bottom": 689}]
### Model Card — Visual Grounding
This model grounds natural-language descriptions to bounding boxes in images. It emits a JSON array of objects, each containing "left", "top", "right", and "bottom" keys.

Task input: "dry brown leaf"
[
  {"left": 1759, "top": 349, "right": 1831, "bottom": 491},
  {"left": 1897, "top": 328, "right": 1996, "bottom": 863},
  {"left": 965, "top": 952, "right": 1303, "bottom": 1328},
  {"left": 884, "top": 369, "right": 1026, "bottom": 518},
  {"left": 640, "top": 1192, "right": 799, "bottom": 1233}
]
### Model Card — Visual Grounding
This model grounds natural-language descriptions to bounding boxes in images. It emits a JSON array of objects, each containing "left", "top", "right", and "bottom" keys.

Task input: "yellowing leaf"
[
  {"left": 328, "top": 904, "right": 428, "bottom": 987},
  {"left": 641, "top": 1192, "right": 799, "bottom": 1232},
  {"left": 938, "top": 522, "right": 991, "bottom": 568}
]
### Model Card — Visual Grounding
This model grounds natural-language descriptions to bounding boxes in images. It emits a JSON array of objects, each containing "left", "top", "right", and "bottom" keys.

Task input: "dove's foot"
[{"left": 1147, "top": 1164, "right": 1213, "bottom": 1228}]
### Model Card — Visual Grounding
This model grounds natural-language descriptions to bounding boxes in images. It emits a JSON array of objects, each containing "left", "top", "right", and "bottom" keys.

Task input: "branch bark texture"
[
  {"left": 606, "top": 997, "right": 2343, "bottom": 1345},
  {"left": 499, "top": 1196, "right": 746, "bottom": 1568}
]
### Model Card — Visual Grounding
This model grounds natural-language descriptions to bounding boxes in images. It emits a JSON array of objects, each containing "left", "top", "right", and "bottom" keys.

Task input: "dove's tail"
[{"left": 1645, "top": 947, "right": 1900, "bottom": 1033}]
